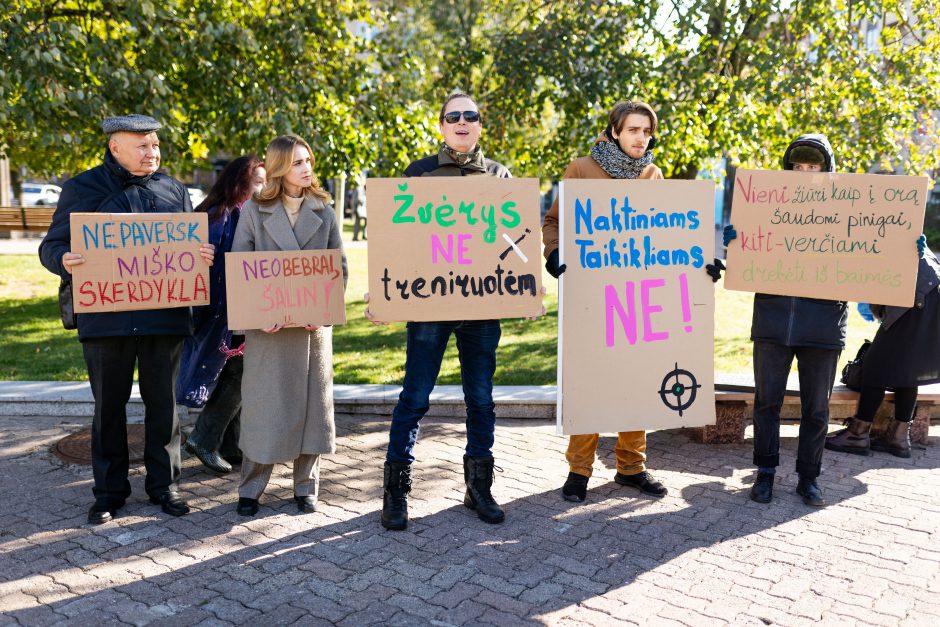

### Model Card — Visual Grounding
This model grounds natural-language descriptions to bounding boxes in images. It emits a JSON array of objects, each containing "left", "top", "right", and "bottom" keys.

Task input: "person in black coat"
[
  {"left": 725, "top": 134, "right": 846, "bottom": 507},
  {"left": 39, "top": 114, "right": 215, "bottom": 524},
  {"left": 177, "top": 156, "right": 266, "bottom": 474},
  {"left": 826, "top": 244, "right": 940, "bottom": 458}
]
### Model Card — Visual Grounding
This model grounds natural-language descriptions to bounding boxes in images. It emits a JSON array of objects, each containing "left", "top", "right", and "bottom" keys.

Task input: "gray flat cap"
[{"left": 101, "top": 114, "right": 162, "bottom": 134}]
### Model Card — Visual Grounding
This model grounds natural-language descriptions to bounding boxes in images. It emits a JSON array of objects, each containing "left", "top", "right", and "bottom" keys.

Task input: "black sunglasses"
[{"left": 442, "top": 110, "right": 481, "bottom": 124}]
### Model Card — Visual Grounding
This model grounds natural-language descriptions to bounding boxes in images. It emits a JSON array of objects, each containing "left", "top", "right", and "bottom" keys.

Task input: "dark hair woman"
[{"left": 177, "top": 156, "right": 266, "bottom": 474}]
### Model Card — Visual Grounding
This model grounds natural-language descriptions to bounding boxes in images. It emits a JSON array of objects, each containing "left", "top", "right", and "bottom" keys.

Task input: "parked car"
[{"left": 21, "top": 184, "right": 62, "bottom": 206}]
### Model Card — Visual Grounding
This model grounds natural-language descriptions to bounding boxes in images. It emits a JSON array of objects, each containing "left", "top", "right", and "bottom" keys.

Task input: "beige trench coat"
[{"left": 231, "top": 195, "right": 348, "bottom": 464}]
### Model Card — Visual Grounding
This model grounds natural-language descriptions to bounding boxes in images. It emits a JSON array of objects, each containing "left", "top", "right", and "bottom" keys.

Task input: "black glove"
[
  {"left": 545, "top": 249, "right": 567, "bottom": 279},
  {"left": 705, "top": 258, "right": 725, "bottom": 283}
]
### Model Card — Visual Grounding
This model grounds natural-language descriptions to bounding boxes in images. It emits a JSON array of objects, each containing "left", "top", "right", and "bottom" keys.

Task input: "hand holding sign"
[
  {"left": 61, "top": 251, "right": 85, "bottom": 274},
  {"left": 199, "top": 243, "right": 215, "bottom": 266}
]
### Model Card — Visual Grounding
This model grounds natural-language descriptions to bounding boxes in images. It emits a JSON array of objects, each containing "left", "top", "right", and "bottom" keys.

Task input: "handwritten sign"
[
  {"left": 724, "top": 169, "right": 928, "bottom": 306},
  {"left": 366, "top": 177, "right": 543, "bottom": 321},
  {"left": 225, "top": 249, "right": 345, "bottom": 330},
  {"left": 70, "top": 212, "right": 209, "bottom": 313},
  {"left": 558, "top": 179, "right": 716, "bottom": 435}
]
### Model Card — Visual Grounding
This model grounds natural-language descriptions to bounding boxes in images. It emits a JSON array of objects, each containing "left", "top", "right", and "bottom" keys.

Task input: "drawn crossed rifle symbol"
[{"left": 499, "top": 229, "right": 531, "bottom": 262}]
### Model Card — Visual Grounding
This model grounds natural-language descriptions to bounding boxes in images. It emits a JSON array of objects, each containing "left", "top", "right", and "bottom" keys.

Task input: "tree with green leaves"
[
  {"left": 1, "top": 0, "right": 376, "bottom": 181},
  {"left": 2, "top": 0, "right": 938, "bottom": 187}
]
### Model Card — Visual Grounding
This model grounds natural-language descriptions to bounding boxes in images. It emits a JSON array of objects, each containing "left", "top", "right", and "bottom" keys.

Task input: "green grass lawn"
[{"left": 0, "top": 245, "right": 873, "bottom": 383}]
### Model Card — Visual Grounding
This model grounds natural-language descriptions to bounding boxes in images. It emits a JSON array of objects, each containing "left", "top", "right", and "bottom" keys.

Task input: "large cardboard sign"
[
  {"left": 366, "top": 177, "right": 543, "bottom": 321},
  {"left": 724, "top": 169, "right": 928, "bottom": 307},
  {"left": 70, "top": 212, "right": 209, "bottom": 312},
  {"left": 225, "top": 250, "right": 345, "bottom": 330},
  {"left": 558, "top": 179, "right": 716, "bottom": 435}
]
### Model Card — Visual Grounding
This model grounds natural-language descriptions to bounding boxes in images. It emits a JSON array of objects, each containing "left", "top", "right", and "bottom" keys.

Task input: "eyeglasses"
[{"left": 442, "top": 110, "right": 481, "bottom": 124}]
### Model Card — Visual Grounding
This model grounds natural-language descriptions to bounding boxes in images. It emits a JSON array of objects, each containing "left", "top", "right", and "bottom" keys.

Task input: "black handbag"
[
  {"left": 840, "top": 339, "right": 872, "bottom": 391},
  {"left": 58, "top": 276, "right": 77, "bottom": 330}
]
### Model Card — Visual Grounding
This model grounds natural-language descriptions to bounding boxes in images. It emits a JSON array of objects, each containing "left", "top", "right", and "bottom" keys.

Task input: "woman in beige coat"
[{"left": 231, "top": 135, "right": 347, "bottom": 517}]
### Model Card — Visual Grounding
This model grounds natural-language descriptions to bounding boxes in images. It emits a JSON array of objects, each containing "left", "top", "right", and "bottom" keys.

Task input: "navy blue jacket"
[
  {"left": 176, "top": 207, "right": 240, "bottom": 407},
  {"left": 39, "top": 150, "right": 194, "bottom": 340},
  {"left": 750, "top": 134, "right": 847, "bottom": 349}
]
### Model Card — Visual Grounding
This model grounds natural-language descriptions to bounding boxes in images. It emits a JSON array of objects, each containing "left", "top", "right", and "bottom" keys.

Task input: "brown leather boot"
[
  {"left": 870, "top": 419, "right": 911, "bottom": 458},
  {"left": 824, "top": 417, "right": 872, "bottom": 456}
]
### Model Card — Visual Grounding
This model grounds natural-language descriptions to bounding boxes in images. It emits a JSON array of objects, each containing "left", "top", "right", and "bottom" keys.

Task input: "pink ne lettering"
[{"left": 430, "top": 233, "right": 473, "bottom": 265}]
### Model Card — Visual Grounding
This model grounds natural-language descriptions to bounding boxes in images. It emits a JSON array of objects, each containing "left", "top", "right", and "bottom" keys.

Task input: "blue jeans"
[
  {"left": 752, "top": 341, "right": 840, "bottom": 478},
  {"left": 386, "top": 320, "right": 501, "bottom": 464}
]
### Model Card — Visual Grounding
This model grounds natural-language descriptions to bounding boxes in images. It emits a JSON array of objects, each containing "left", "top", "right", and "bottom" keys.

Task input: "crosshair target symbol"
[{"left": 658, "top": 362, "right": 701, "bottom": 417}]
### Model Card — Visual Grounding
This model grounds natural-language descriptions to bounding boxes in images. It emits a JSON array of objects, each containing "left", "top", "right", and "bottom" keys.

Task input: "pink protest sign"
[
  {"left": 70, "top": 212, "right": 209, "bottom": 312},
  {"left": 365, "top": 177, "right": 543, "bottom": 321},
  {"left": 225, "top": 250, "right": 346, "bottom": 330},
  {"left": 724, "top": 169, "right": 928, "bottom": 306},
  {"left": 558, "top": 179, "right": 716, "bottom": 435}
]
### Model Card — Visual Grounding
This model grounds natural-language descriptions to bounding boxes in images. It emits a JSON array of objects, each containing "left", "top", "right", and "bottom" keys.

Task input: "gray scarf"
[{"left": 590, "top": 141, "right": 654, "bottom": 179}]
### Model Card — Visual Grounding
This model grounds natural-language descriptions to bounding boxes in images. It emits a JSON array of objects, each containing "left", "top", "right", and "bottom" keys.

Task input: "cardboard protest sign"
[
  {"left": 725, "top": 169, "right": 928, "bottom": 307},
  {"left": 70, "top": 212, "right": 209, "bottom": 312},
  {"left": 366, "top": 177, "right": 543, "bottom": 321},
  {"left": 225, "top": 250, "right": 345, "bottom": 330},
  {"left": 558, "top": 179, "right": 716, "bottom": 435}
]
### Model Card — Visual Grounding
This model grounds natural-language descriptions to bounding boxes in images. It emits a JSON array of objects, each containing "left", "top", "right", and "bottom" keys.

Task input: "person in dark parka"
[
  {"left": 725, "top": 134, "right": 846, "bottom": 507},
  {"left": 39, "top": 114, "right": 215, "bottom": 524}
]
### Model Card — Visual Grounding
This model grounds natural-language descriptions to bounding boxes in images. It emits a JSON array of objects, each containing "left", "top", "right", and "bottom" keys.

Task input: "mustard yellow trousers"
[{"left": 567, "top": 431, "right": 646, "bottom": 477}]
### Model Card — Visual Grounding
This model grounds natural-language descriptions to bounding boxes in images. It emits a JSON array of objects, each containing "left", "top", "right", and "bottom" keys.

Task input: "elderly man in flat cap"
[{"left": 40, "top": 114, "right": 214, "bottom": 524}]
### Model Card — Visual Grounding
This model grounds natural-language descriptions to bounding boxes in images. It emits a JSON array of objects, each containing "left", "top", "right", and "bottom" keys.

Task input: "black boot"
[
  {"left": 463, "top": 455, "right": 505, "bottom": 524},
  {"left": 825, "top": 417, "right": 872, "bottom": 456},
  {"left": 870, "top": 419, "right": 912, "bottom": 458},
  {"left": 381, "top": 461, "right": 412, "bottom": 531}
]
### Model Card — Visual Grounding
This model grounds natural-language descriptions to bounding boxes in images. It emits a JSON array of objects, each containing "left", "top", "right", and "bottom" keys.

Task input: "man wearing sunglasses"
[
  {"left": 381, "top": 92, "right": 510, "bottom": 531},
  {"left": 402, "top": 94, "right": 510, "bottom": 178}
]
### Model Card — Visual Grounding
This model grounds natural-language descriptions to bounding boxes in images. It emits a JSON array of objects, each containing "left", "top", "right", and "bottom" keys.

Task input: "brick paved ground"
[{"left": 1, "top": 413, "right": 938, "bottom": 626}]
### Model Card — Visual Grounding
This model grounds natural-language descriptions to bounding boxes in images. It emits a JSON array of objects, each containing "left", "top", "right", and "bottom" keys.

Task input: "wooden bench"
[
  {"left": 692, "top": 374, "right": 937, "bottom": 445},
  {"left": 0, "top": 206, "right": 56, "bottom": 232}
]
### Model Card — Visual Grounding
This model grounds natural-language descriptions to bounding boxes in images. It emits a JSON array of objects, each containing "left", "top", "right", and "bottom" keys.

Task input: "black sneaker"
[
  {"left": 614, "top": 471, "right": 668, "bottom": 497},
  {"left": 185, "top": 439, "right": 233, "bottom": 474},
  {"left": 750, "top": 472, "right": 774, "bottom": 503},
  {"left": 236, "top": 497, "right": 259, "bottom": 517},
  {"left": 561, "top": 472, "right": 589, "bottom": 502},
  {"left": 796, "top": 477, "right": 826, "bottom": 507}
]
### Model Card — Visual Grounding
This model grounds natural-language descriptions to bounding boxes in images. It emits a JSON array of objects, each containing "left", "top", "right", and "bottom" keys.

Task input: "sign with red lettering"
[
  {"left": 225, "top": 250, "right": 345, "bottom": 330},
  {"left": 366, "top": 177, "right": 543, "bottom": 321},
  {"left": 70, "top": 213, "right": 209, "bottom": 312},
  {"left": 558, "top": 179, "right": 716, "bottom": 434},
  {"left": 724, "top": 169, "right": 928, "bottom": 306}
]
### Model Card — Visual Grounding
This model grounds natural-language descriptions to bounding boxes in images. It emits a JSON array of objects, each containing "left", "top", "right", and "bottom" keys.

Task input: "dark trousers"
[
  {"left": 188, "top": 356, "right": 242, "bottom": 457},
  {"left": 387, "top": 320, "right": 501, "bottom": 464},
  {"left": 857, "top": 385, "right": 918, "bottom": 423},
  {"left": 83, "top": 335, "right": 184, "bottom": 502},
  {"left": 752, "top": 341, "right": 840, "bottom": 478}
]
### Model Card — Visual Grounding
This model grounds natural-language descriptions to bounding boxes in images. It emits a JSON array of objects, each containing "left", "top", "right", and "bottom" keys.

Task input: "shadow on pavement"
[{"left": 1, "top": 415, "right": 937, "bottom": 624}]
